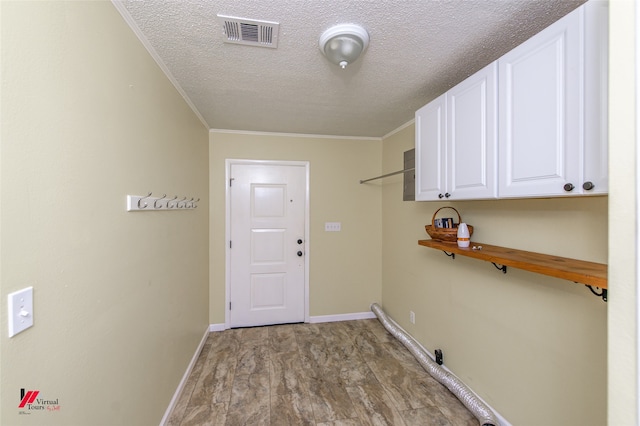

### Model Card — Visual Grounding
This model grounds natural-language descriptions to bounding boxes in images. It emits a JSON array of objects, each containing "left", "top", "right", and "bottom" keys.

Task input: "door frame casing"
[{"left": 225, "top": 159, "right": 310, "bottom": 328}]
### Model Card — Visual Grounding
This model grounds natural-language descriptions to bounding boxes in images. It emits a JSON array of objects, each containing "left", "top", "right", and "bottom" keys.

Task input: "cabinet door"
[
  {"left": 498, "top": 7, "right": 583, "bottom": 198},
  {"left": 583, "top": 0, "right": 608, "bottom": 195},
  {"left": 447, "top": 62, "right": 498, "bottom": 200},
  {"left": 415, "top": 94, "right": 446, "bottom": 201}
]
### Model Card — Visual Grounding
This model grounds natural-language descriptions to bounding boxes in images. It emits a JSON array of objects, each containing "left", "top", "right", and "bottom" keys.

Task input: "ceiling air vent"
[{"left": 217, "top": 15, "right": 279, "bottom": 48}]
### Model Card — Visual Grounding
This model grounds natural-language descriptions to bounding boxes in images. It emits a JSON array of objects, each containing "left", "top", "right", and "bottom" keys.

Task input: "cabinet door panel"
[
  {"left": 583, "top": 0, "right": 608, "bottom": 194},
  {"left": 448, "top": 62, "right": 497, "bottom": 199},
  {"left": 415, "top": 94, "right": 446, "bottom": 201},
  {"left": 498, "top": 8, "right": 583, "bottom": 198}
]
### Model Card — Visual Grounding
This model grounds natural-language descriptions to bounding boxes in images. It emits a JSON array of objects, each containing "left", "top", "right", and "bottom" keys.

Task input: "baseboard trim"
[
  {"left": 309, "top": 311, "right": 376, "bottom": 323},
  {"left": 208, "top": 312, "right": 376, "bottom": 331},
  {"left": 209, "top": 323, "right": 226, "bottom": 332},
  {"left": 159, "top": 327, "right": 209, "bottom": 426}
]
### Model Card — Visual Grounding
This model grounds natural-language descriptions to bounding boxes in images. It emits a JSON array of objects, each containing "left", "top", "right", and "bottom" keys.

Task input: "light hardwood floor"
[{"left": 167, "top": 319, "right": 478, "bottom": 425}]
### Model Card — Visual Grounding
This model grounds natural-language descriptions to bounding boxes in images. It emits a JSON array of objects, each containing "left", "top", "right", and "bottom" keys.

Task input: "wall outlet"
[
  {"left": 409, "top": 311, "right": 415, "bottom": 324},
  {"left": 435, "top": 349, "right": 443, "bottom": 365}
]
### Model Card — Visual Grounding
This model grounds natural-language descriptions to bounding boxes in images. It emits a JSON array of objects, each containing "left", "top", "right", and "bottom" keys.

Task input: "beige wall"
[
  {"left": 382, "top": 125, "right": 607, "bottom": 424},
  {"left": 209, "top": 131, "right": 382, "bottom": 324},
  {"left": 0, "top": 2, "right": 209, "bottom": 425},
  {"left": 608, "top": 0, "right": 638, "bottom": 424}
]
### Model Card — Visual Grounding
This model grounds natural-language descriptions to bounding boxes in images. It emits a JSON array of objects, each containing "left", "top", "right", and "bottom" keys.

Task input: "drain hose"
[{"left": 370, "top": 303, "right": 499, "bottom": 426}]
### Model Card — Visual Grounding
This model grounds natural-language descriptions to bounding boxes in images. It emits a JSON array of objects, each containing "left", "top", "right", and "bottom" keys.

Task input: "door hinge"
[
  {"left": 229, "top": 240, "right": 232, "bottom": 249},
  {"left": 229, "top": 178, "right": 234, "bottom": 187},
  {"left": 229, "top": 302, "right": 232, "bottom": 310}
]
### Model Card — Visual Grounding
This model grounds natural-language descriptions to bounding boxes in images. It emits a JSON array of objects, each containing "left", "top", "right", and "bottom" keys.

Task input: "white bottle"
[{"left": 457, "top": 223, "right": 470, "bottom": 248}]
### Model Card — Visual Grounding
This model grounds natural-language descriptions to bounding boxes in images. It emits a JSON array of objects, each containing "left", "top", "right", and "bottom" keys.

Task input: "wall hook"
[
  {"left": 166, "top": 195, "right": 178, "bottom": 209},
  {"left": 138, "top": 192, "right": 152, "bottom": 209},
  {"left": 154, "top": 194, "right": 167, "bottom": 209}
]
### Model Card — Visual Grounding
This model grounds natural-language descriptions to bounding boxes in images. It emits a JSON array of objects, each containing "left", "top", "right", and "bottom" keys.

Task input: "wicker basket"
[{"left": 424, "top": 206, "right": 473, "bottom": 243}]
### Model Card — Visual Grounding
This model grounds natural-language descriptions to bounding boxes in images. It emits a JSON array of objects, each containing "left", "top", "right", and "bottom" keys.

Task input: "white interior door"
[{"left": 228, "top": 161, "right": 307, "bottom": 327}]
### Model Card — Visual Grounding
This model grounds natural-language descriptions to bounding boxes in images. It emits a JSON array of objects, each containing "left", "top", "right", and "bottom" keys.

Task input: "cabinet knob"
[
  {"left": 563, "top": 183, "right": 575, "bottom": 192},
  {"left": 438, "top": 193, "right": 444, "bottom": 199},
  {"left": 444, "top": 193, "right": 451, "bottom": 198},
  {"left": 582, "top": 181, "right": 595, "bottom": 191},
  {"left": 297, "top": 251, "right": 303, "bottom": 257},
  {"left": 297, "top": 239, "right": 303, "bottom": 244}
]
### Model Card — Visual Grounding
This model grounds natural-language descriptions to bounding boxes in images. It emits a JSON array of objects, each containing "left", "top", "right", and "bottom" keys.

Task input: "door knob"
[
  {"left": 583, "top": 181, "right": 595, "bottom": 191},
  {"left": 297, "top": 251, "right": 303, "bottom": 257},
  {"left": 297, "top": 239, "right": 303, "bottom": 244},
  {"left": 563, "top": 183, "right": 575, "bottom": 192}
]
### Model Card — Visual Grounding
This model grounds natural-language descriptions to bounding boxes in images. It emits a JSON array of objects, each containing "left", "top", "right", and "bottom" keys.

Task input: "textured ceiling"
[{"left": 116, "top": 0, "right": 585, "bottom": 138}]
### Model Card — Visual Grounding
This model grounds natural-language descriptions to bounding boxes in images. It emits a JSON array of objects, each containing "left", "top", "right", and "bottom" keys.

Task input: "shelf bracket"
[
  {"left": 492, "top": 263, "right": 507, "bottom": 274},
  {"left": 586, "top": 285, "right": 608, "bottom": 302},
  {"left": 442, "top": 251, "right": 455, "bottom": 260}
]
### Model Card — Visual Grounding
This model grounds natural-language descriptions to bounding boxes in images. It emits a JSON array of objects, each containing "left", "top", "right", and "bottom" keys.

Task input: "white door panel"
[
  {"left": 229, "top": 162, "right": 307, "bottom": 327},
  {"left": 253, "top": 185, "right": 286, "bottom": 218},
  {"left": 251, "top": 273, "right": 286, "bottom": 310},
  {"left": 251, "top": 229, "right": 286, "bottom": 264}
]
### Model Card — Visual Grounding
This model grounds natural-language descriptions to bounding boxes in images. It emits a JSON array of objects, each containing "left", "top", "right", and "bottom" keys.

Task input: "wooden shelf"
[{"left": 418, "top": 239, "right": 608, "bottom": 289}]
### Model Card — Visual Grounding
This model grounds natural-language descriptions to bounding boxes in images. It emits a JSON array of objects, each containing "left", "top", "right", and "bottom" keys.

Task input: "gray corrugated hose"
[{"left": 370, "top": 303, "right": 499, "bottom": 426}]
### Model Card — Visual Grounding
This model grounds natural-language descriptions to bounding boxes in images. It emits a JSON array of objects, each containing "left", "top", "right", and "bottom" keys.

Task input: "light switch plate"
[
  {"left": 325, "top": 222, "right": 341, "bottom": 232},
  {"left": 8, "top": 287, "right": 33, "bottom": 337}
]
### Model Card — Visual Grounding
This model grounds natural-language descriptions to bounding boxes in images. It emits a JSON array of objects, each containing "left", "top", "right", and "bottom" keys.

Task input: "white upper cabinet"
[
  {"left": 415, "top": 63, "right": 497, "bottom": 201},
  {"left": 415, "top": 0, "right": 608, "bottom": 201},
  {"left": 498, "top": 0, "right": 608, "bottom": 198}
]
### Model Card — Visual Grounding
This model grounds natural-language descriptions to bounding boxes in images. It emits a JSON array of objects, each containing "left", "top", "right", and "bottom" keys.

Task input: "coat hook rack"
[{"left": 127, "top": 193, "right": 199, "bottom": 211}]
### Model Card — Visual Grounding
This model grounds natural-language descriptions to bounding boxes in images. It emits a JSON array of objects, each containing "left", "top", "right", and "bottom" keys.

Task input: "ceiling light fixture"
[{"left": 319, "top": 24, "right": 369, "bottom": 70}]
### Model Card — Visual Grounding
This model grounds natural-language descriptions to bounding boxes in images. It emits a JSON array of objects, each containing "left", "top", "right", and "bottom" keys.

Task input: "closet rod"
[{"left": 359, "top": 167, "right": 414, "bottom": 184}]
